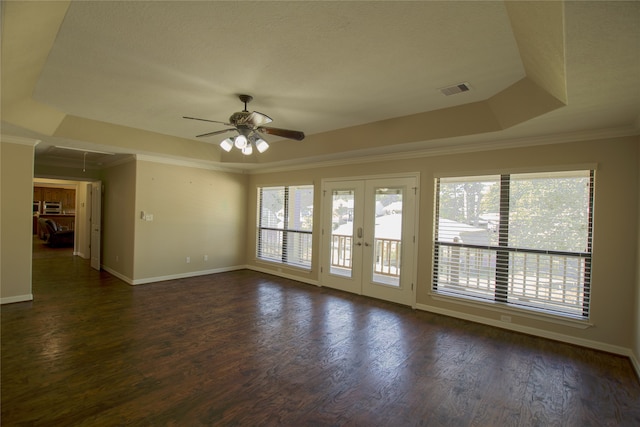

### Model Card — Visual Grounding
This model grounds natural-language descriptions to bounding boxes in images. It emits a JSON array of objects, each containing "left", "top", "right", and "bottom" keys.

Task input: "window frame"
[
  {"left": 432, "top": 169, "right": 594, "bottom": 320},
  {"left": 257, "top": 184, "right": 314, "bottom": 270}
]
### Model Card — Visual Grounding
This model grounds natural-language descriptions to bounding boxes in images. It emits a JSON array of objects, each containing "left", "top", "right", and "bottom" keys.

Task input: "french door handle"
[
  {"left": 364, "top": 242, "right": 370, "bottom": 247},
  {"left": 355, "top": 242, "right": 362, "bottom": 246}
]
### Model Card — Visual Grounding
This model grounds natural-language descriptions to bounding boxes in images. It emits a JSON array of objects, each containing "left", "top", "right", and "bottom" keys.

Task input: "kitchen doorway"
[{"left": 32, "top": 179, "right": 100, "bottom": 269}]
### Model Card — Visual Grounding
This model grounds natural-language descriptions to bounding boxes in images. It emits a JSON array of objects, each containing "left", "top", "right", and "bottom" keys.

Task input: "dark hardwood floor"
[{"left": 2, "top": 239, "right": 639, "bottom": 426}]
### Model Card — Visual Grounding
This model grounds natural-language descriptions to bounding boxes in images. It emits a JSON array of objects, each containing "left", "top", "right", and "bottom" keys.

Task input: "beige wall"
[
  {"left": 101, "top": 160, "right": 137, "bottom": 281},
  {"left": 246, "top": 136, "right": 639, "bottom": 353},
  {"left": 3, "top": 133, "right": 638, "bottom": 362},
  {"left": 132, "top": 160, "right": 248, "bottom": 283},
  {"left": 635, "top": 141, "right": 640, "bottom": 369},
  {"left": 1, "top": 141, "right": 36, "bottom": 303}
]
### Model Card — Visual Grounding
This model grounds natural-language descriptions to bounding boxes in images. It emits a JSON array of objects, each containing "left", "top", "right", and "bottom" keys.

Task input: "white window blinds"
[
  {"left": 257, "top": 185, "right": 314, "bottom": 269},
  {"left": 433, "top": 170, "right": 594, "bottom": 319}
]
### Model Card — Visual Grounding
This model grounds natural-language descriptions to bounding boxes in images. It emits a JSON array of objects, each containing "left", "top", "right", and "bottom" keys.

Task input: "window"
[
  {"left": 257, "top": 185, "right": 314, "bottom": 269},
  {"left": 433, "top": 170, "right": 594, "bottom": 319}
]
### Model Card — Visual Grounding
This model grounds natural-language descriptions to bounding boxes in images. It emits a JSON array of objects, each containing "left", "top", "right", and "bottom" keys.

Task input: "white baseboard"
[
  {"left": 415, "top": 303, "right": 636, "bottom": 362},
  {"left": 1, "top": 294, "right": 34, "bottom": 304},
  {"left": 105, "top": 263, "right": 320, "bottom": 288},
  {"left": 246, "top": 265, "right": 320, "bottom": 287},
  {"left": 130, "top": 265, "right": 247, "bottom": 285},
  {"left": 102, "top": 266, "right": 134, "bottom": 285},
  {"left": 104, "top": 263, "right": 320, "bottom": 288},
  {"left": 630, "top": 352, "right": 640, "bottom": 380}
]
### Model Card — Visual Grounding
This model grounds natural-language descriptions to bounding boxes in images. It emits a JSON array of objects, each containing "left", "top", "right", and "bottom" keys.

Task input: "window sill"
[
  {"left": 429, "top": 291, "right": 594, "bottom": 329},
  {"left": 254, "top": 258, "right": 312, "bottom": 274}
]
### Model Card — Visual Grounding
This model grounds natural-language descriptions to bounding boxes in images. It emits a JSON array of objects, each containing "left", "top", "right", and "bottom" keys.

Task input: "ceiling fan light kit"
[
  {"left": 220, "top": 138, "right": 234, "bottom": 152},
  {"left": 234, "top": 134, "right": 248, "bottom": 149},
  {"left": 255, "top": 138, "right": 269, "bottom": 153},
  {"left": 219, "top": 135, "right": 269, "bottom": 155},
  {"left": 184, "top": 94, "right": 304, "bottom": 156}
]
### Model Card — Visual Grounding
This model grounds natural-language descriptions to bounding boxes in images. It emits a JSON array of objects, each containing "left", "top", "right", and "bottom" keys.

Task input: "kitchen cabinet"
[
  {"left": 34, "top": 187, "right": 76, "bottom": 213},
  {"left": 42, "top": 188, "right": 62, "bottom": 203},
  {"left": 63, "top": 189, "right": 75, "bottom": 212}
]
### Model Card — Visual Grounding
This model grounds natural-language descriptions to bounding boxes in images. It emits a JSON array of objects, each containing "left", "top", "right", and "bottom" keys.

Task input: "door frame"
[
  {"left": 319, "top": 172, "right": 420, "bottom": 308},
  {"left": 90, "top": 181, "right": 102, "bottom": 271}
]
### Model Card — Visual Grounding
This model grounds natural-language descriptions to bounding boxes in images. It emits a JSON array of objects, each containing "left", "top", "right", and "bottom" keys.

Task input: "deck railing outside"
[
  {"left": 258, "top": 229, "right": 312, "bottom": 267},
  {"left": 331, "top": 234, "right": 353, "bottom": 269},
  {"left": 435, "top": 244, "right": 589, "bottom": 316},
  {"left": 331, "top": 234, "right": 401, "bottom": 277}
]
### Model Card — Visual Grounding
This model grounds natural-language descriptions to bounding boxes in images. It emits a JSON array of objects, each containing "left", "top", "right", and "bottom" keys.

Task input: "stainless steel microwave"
[{"left": 43, "top": 201, "right": 62, "bottom": 214}]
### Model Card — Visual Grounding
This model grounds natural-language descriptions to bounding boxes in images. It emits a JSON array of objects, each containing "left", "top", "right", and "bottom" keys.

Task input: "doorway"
[
  {"left": 32, "top": 179, "right": 102, "bottom": 271},
  {"left": 320, "top": 175, "right": 418, "bottom": 306}
]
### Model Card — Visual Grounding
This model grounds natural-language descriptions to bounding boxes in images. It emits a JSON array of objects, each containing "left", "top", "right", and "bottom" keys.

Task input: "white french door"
[{"left": 320, "top": 176, "right": 418, "bottom": 306}]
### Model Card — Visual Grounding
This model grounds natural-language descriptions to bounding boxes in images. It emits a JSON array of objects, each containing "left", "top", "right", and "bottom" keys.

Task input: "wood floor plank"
[{"left": 2, "top": 240, "right": 639, "bottom": 425}]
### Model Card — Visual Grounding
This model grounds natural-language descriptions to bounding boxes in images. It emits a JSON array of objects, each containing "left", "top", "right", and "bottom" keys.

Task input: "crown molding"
[
  {"left": 248, "top": 125, "right": 640, "bottom": 175},
  {"left": 46, "top": 125, "right": 636, "bottom": 176},
  {"left": 1, "top": 135, "right": 41, "bottom": 147},
  {"left": 134, "top": 154, "right": 245, "bottom": 174}
]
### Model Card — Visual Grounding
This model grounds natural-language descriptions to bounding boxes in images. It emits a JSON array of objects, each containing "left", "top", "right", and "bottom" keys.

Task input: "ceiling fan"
[{"left": 183, "top": 94, "right": 305, "bottom": 155}]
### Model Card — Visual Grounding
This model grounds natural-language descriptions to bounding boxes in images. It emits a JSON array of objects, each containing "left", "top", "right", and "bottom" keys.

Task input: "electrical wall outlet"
[
  {"left": 186, "top": 256, "right": 190, "bottom": 264},
  {"left": 204, "top": 255, "right": 208, "bottom": 262}
]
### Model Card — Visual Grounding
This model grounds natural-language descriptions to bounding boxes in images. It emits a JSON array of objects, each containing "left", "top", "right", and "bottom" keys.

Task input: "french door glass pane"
[
  {"left": 330, "top": 190, "right": 354, "bottom": 277},
  {"left": 372, "top": 187, "right": 403, "bottom": 287}
]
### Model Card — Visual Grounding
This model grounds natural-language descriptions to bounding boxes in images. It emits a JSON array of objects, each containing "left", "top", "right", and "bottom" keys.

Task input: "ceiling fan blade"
[
  {"left": 247, "top": 111, "right": 273, "bottom": 127},
  {"left": 183, "top": 116, "right": 230, "bottom": 126},
  {"left": 196, "top": 128, "right": 236, "bottom": 138},
  {"left": 258, "top": 127, "right": 305, "bottom": 141}
]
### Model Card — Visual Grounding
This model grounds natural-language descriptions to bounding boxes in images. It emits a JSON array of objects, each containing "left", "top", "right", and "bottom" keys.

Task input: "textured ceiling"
[
  {"left": 1, "top": 1, "right": 639, "bottom": 171},
  {"left": 33, "top": 1, "right": 524, "bottom": 139}
]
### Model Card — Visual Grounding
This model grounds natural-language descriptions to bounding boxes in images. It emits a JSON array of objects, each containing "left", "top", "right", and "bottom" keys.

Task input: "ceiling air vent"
[{"left": 440, "top": 82, "right": 471, "bottom": 96}]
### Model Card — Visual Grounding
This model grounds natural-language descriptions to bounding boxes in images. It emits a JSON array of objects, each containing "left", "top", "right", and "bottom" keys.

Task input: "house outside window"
[
  {"left": 432, "top": 170, "right": 594, "bottom": 319},
  {"left": 257, "top": 185, "right": 314, "bottom": 269}
]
